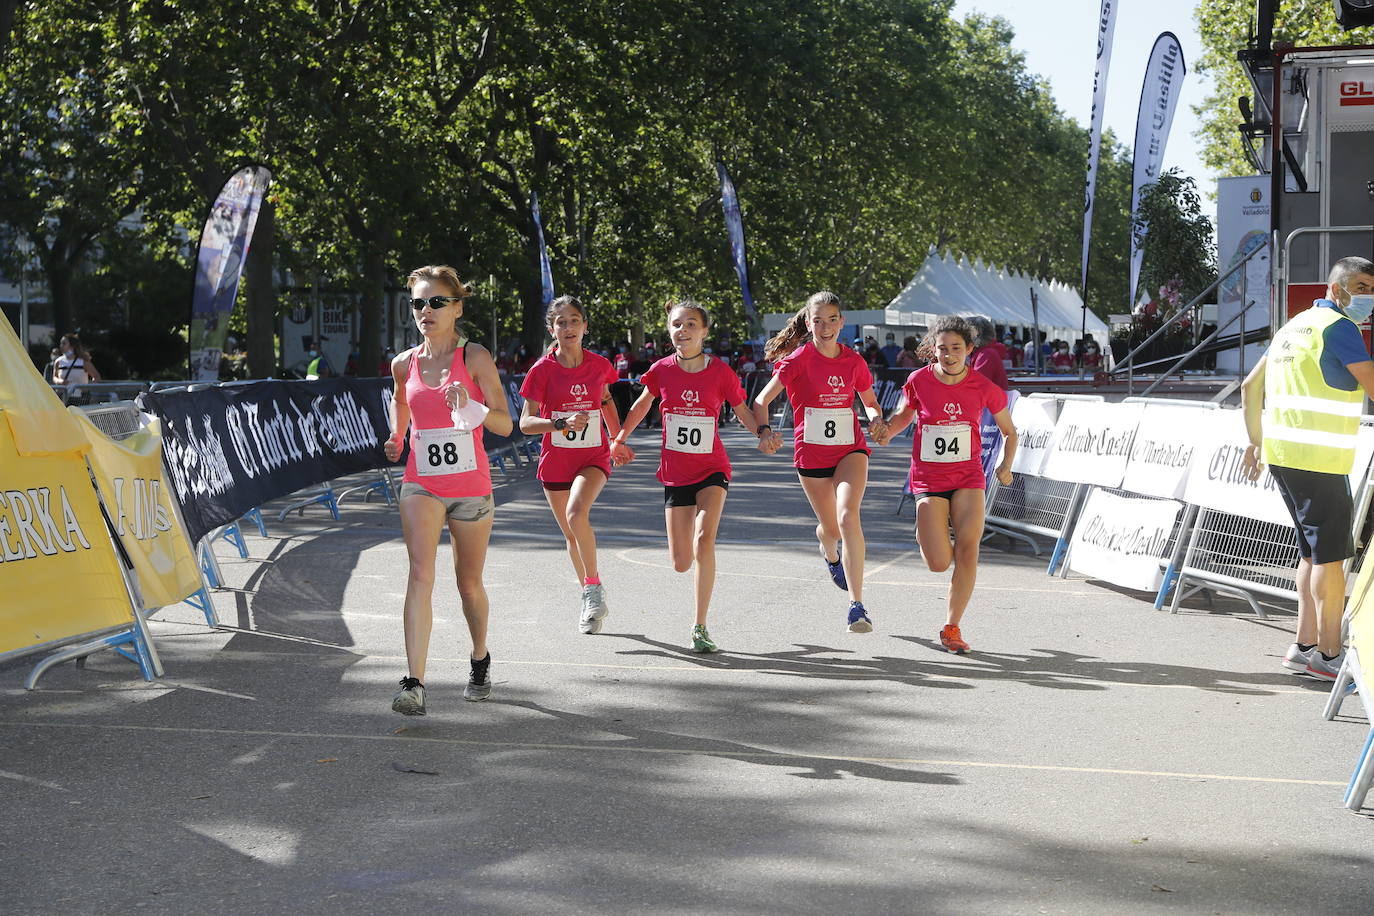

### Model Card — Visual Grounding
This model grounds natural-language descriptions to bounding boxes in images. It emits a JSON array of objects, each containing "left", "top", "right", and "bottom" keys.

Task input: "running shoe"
[
  {"left": 691, "top": 624, "right": 718, "bottom": 654},
  {"left": 1281, "top": 643, "right": 1317, "bottom": 674},
  {"left": 846, "top": 601, "right": 873, "bottom": 633},
  {"left": 391, "top": 676, "right": 426, "bottom": 716},
  {"left": 939, "top": 624, "right": 970, "bottom": 654},
  {"left": 1305, "top": 651, "right": 1345, "bottom": 681},
  {"left": 579, "top": 584, "right": 609, "bottom": 635},
  {"left": 822, "top": 542, "right": 847, "bottom": 591},
  {"left": 464, "top": 653, "right": 492, "bottom": 700}
]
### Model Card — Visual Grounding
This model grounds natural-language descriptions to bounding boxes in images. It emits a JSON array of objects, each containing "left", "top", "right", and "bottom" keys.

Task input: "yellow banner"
[
  {"left": 71, "top": 410, "right": 202, "bottom": 610},
  {"left": 0, "top": 311, "right": 87, "bottom": 456},
  {"left": 0, "top": 410, "right": 133, "bottom": 657},
  {"left": 1348, "top": 548, "right": 1374, "bottom": 663}
]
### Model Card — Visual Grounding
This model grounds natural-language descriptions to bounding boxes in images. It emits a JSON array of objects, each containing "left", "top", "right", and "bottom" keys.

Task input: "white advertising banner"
[
  {"left": 1121, "top": 404, "right": 1215, "bottom": 499},
  {"left": 1010, "top": 396, "right": 1059, "bottom": 476},
  {"left": 1080, "top": 0, "right": 1119, "bottom": 293},
  {"left": 1128, "top": 33, "right": 1186, "bottom": 308},
  {"left": 1215, "top": 177, "right": 1270, "bottom": 373},
  {"left": 1041, "top": 399, "right": 1143, "bottom": 487},
  {"left": 1184, "top": 410, "right": 1374, "bottom": 525},
  {"left": 1069, "top": 489, "right": 1182, "bottom": 591}
]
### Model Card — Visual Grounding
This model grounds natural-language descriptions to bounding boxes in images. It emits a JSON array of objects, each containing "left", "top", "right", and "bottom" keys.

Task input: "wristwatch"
[{"left": 553, "top": 417, "right": 568, "bottom": 431}]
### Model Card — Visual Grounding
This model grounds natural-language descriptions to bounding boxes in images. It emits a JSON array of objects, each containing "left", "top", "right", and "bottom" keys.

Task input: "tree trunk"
[
  {"left": 360, "top": 246, "right": 385, "bottom": 377},
  {"left": 630, "top": 287, "right": 644, "bottom": 350},
  {"left": 244, "top": 196, "right": 277, "bottom": 378},
  {"left": 45, "top": 252, "right": 74, "bottom": 343}
]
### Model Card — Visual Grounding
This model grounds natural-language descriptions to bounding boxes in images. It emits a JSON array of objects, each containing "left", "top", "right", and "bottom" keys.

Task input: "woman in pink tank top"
[{"left": 382, "top": 265, "right": 513, "bottom": 717}]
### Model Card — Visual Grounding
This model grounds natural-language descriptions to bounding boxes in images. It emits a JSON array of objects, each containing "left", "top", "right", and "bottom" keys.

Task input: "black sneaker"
[
  {"left": 392, "top": 676, "right": 426, "bottom": 716},
  {"left": 464, "top": 653, "right": 492, "bottom": 701}
]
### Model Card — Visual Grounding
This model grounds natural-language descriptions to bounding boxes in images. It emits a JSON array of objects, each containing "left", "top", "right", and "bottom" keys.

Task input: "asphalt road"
[{"left": 2, "top": 429, "right": 1371, "bottom": 914}]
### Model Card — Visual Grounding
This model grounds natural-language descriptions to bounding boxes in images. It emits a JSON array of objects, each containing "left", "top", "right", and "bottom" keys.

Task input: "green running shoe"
[{"left": 691, "top": 624, "right": 718, "bottom": 654}]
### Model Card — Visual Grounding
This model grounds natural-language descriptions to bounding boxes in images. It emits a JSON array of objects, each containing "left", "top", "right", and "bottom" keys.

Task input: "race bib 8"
[
  {"left": 550, "top": 410, "right": 600, "bottom": 449},
  {"left": 415, "top": 426, "right": 477, "bottom": 475},
  {"left": 919, "top": 423, "right": 971, "bottom": 464},
  {"left": 665, "top": 413, "right": 716, "bottom": 454},
  {"left": 803, "top": 407, "right": 856, "bottom": 446}
]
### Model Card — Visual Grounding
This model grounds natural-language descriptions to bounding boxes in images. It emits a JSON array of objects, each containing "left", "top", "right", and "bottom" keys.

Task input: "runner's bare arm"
[
  {"left": 385, "top": 350, "right": 412, "bottom": 462},
  {"left": 612, "top": 386, "right": 657, "bottom": 447},
  {"left": 1239, "top": 355, "right": 1267, "bottom": 481},
  {"left": 601, "top": 385, "right": 636, "bottom": 464},
  {"left": 857, "top": 387, "right": 887, "bottom": 443},
  {"left": 465, "top": 344, "right": 514, "bottom": 436},
  {"left": 992, "top": 406, "right": 1017, "bottom": 485}
]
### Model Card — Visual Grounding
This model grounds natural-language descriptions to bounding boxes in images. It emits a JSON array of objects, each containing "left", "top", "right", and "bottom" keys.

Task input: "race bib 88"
[{"left": 416, "top": 426, "right": 477, "bottom": 475}]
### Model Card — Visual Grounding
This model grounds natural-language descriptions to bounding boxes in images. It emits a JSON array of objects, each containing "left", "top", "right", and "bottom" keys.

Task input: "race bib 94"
[{"left": 919, "top": 422, "right": 971, "bottom": 464}]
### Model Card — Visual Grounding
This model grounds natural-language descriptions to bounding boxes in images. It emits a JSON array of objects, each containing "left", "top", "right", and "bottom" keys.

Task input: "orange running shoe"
[{"left": 939, "top": 624, "right": 970, "bottom": 654}]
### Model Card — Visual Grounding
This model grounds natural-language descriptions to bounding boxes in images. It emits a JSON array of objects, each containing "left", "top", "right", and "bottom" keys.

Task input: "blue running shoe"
[
  {"left": 822, "top": 542, "right": 847, "bottom": 590},
  {"left": 847, "top": 601, "right": 873, "bottom": 633}
]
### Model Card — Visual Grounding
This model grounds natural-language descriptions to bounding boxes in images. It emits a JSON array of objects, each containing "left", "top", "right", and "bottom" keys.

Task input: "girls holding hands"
[
  {"left": 876, "top": 315, "right": 1016, "bottom": 654},
  {"left": 752, "top": 292, "right": 887, "bottom": 633},
  {"left": 615, "top": 300, "right": 776, "bottom": 653},
  {"left": 384, "top": 266, "right": 513, "bottom": 715},
  {"left": 519, "top": 296, "right": 635, "bottom": 635}
]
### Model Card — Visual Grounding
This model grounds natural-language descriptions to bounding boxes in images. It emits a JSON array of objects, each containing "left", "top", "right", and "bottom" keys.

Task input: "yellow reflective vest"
[{"left": 1263, "top": 306, "right": 1365, "bottom": 474}]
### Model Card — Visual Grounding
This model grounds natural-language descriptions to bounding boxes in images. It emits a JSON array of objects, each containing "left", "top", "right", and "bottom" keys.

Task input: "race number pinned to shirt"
[
  {"left": 416, "top": 426, "right": 477, "bottom": 475},
  {"left": 550, "top": 411, "right": 600, "bottom": 449},
  {"left": 803, "top": 407, "right": 855, "bottom": 446},
  {"left": 919, "top": 422, "right": 971, "bottom": 463},
  {"left": 666, "top": 413, "right": 715, "bottom": 454}
]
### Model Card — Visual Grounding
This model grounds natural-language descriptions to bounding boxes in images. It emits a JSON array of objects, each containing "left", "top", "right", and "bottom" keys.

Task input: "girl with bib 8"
[
  {"left": 614, "top": 300, "right": 776, "bottom": 653},
  {"left": 519, "top": 296, "right": 636, "bottom": 635},
  {"left": 750, "top": 291, "right": 888, "bottom": 633},
  {"left": 382, "top": 266, "right": 513, "bottom": 716},
  {"left": 875, "top": 315, "right": 1016, "bottom": 655}
]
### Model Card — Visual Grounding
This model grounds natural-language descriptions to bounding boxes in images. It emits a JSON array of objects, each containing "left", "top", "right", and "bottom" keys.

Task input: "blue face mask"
[{"left": 1344, "top": 290, "right": 1374, "bottom": 325}]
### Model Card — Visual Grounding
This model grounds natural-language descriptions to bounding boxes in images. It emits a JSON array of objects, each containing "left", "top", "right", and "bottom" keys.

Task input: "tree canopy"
[{"left": 2, "top": 0, "right": 1145, "bottom": 377}]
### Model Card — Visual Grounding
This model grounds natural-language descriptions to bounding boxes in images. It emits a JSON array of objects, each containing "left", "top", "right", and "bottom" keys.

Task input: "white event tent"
[{"left": 886, "top": 247, "right": 1108, "bottom": 343}]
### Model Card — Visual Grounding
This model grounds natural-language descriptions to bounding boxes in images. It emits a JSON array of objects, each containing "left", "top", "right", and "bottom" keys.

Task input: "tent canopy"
[{"left": 886, "top": 247, "right": 1108, "bottom": 341}]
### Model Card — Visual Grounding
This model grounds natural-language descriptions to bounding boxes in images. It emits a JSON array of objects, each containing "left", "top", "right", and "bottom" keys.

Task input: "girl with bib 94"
[
  {"left": 876, "top": 315, "right": 1016, "bottom": 655},
  {"left": 383, "top": 265, "right": 513, "bottom": 715}
]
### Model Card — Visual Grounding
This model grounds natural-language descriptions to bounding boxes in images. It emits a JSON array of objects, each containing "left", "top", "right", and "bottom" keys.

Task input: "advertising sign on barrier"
[
  {"left": 1041, "top": 400, "right": 1144, "bottom": 487},
  {"left": 1010, "top": 397, "right": 1059, "bottom": 476},
  {"left": 1121, "top": 404, "right": 1212, "bottom": 499},
  {"left": 71, "top": 410, "right": 202, "bottom": 610},
  {"left": 1068, "top": 489, "right": 1182, "bottom": 591},
  {"left": 139, "top": 378, "right": 394, "bottom": 543},
  {"left": 1181, "top": 410, "right": 1374, "bottom": 526},
  {"left": 0, "top": 411, "right": 134, "bottom": 657}
]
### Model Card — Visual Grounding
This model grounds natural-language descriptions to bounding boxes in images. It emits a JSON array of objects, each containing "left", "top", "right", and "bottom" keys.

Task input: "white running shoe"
[
  {"left": 1281, "top": 643, "right": 1316, "bottom": 674},
  {"left": 1305, "top": 652, "right": 1345, "bottom": 681},
  {"left": 579, "top": 583, "right": 609, "bottom": 634}
]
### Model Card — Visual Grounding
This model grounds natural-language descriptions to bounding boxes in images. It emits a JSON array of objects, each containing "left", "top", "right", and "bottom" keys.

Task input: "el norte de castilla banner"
[{"left": 139, "top": 378, "right": 394, "bottom": 543}]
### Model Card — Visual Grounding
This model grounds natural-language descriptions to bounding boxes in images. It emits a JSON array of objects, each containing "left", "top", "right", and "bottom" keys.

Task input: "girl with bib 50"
[
  {"left": 519, "top": 295, "right": 635, "bottom": 635},
  {"left": 876, "top": 316, "right": 1016, "bottom": 654},
  {"left": 615, "top": 300, "right": 777, "bottom": 653},
  {"left": 384, "top": 266, "right": 513, "bottom": 715},
  {"left": 751, "top": 291, "right": 888, "bottom": 633}
]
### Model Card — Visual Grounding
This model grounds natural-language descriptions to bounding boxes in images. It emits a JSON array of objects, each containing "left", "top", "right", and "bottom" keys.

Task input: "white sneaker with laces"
[
  {"left": 1305, "top": 651, "right": 1345, "bottom": 681},
  {"left": 1282, "top": 643, "right": 1317, "bottom": 674},
  {"left": 579, "top": 583, "right": 609, "bottom": 634}
]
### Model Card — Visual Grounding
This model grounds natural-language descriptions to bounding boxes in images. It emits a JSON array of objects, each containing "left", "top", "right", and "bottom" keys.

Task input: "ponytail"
[{"left": 764, "top": 308, "right": 810, "bottom": 363}]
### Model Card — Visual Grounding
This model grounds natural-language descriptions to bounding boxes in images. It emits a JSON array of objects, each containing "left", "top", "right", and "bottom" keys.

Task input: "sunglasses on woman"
[{"left": 408, "top": 296, "right": 464, "bottom": 311}]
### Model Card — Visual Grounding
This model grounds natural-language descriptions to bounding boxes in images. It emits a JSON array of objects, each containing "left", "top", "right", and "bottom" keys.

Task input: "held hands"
[
  {"left": 1240, "top": 443, "right": 1264, "bottom": 482},
  {"left": 995, "top": 463, "right": 1013, "bottom": 487},
  {"left": 868, "top": 417, "right": 890, "bottom": 447},
  {"left": 756, "top": 428, "right": 783, "bottom": 455},
  {"left": 383, "top": 435, "right": 403, "bottom": 463},
  {"left": 610, "top": 440, "right": 636, "bottom": 467}
]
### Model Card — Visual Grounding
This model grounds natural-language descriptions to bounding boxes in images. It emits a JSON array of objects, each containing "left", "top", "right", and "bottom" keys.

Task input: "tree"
[
  {"left": 1194, "top": 1, "right": 1374, "bottom": 177},
  {"left": 1134, "top": 168, "right": 1217, "bottom": 306}
]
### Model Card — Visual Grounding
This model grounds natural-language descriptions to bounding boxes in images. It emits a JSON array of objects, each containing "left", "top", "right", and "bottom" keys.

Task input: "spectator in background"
[
  {"left": 966, "top": 316, "right": 1010, "bottom": 391},
  {"left": 614, "top": 345, "right": 631, "bottom": 379},
  {"left": 863, "top": 341, "right": 886, "bottom": 373},
  {"left": 1022, "top": 334, "right": 1039, "bottom": 372},
  {"left": 1009, "top": 338, "right": 1024, "bottom": 369},
  {"left": 379, "top": 346, "right": 397, "bottom": 376},
  {"left": 1082, "top": 334, "right": 1103, "bottom": 372},
  {"left": 51, "top": 334, "right": 100, "bottom": 388},
  {"left": 880, "top": 332, "right": 902, "bottom": 368},
  {"left": 897, "top": 335, "right": 921, "bottom": 369},
  {"left": 345, "top": 342, "right": 361, "bottom": 376},
  {"left": 1048, "top": 341, "right": 1074, "bottom": 374}
]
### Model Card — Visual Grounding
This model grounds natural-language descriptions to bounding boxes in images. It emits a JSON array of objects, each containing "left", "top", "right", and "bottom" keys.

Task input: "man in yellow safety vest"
[{"left": 1241, "top": 256, "right": 1374, "bottom": 680}]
